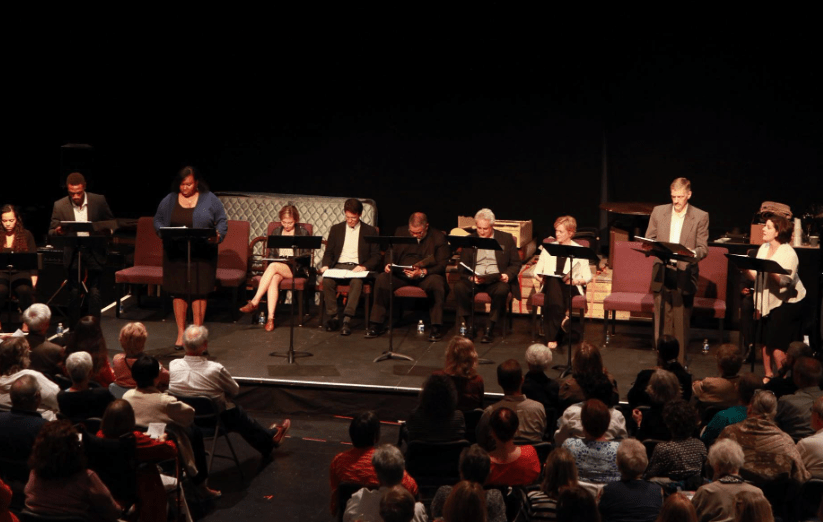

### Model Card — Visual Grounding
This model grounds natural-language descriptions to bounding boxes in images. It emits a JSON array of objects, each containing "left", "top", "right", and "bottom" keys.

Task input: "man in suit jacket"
[
  {"left": 48, "top": 172, "right": 116, "bottom": 325},
  {"left": 320, "top": 198, "right": 381, "bottom": 335},
  {"left": 454, "top": 208, "right": 522, "bottom": 343},
  {"left": 645, "top": 177, "right": 709, "bottom": 363}
]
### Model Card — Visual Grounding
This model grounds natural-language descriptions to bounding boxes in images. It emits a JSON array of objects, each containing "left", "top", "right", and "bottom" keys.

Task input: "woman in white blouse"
[
  {"left": 745, "top": 215, "right": 806, "bottom": 380},
  {"left": 533, "top": 216, "right": 592, "bottom": 349}
]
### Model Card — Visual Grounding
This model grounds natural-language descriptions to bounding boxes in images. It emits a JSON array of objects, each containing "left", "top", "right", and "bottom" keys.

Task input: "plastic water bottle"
[
  {"left": 56, "top": 323, "right": 64, "bottom": 335},
  {"left": 417, "top": 320, "right": 425, "bottom": 334},
  {"left": 459, "top": 320, "right": 467, "bottom": 337},
  {"left": 258, "top": 314, "right": 266, "bottom": 325},
  {"left": 702, "top": 338, "right": 710, "bottom": 355}
]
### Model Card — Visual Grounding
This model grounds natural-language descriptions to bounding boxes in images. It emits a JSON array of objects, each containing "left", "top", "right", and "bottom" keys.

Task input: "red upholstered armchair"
[
  {"left": 216, "top": 220, "right": 250, "bottom": 320},
  {"left": 114, "top": 217, "right": 164, "bottom": 318}
]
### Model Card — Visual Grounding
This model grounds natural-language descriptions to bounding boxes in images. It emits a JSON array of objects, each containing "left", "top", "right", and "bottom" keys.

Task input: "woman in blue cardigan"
[{"left": 154, "top": 166, "right": 227, "bottom": 348}]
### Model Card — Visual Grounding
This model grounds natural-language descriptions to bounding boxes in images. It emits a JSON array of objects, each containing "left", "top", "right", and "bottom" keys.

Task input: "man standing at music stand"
[
  {"left": 48, "top": 172, "right": 116, "bottom": 326},
  {"left": 645, "top": 177, "right": 709, "bottom": 363}
]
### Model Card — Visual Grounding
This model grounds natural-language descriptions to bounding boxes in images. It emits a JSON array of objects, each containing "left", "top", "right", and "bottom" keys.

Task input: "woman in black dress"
[{"left": 0, "top": 204, "right": 37, "bottom": 329}]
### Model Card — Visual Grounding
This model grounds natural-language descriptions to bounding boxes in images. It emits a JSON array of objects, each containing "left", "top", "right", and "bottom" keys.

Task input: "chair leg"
[
  {"left": 718, "top": 317, "right": 724, "bottom": 345},
  {"left": 222, "top": 432, "right": 245, "bottom": 482},
  {"left": 116, "top": 284, "right": 122, "bottom": 318},
  {"left": 298, "top": 289, "right": 304, "bottom": 327},
  {"left": 530, "top": 308, "right": 537, "bottom": 341},
  {"left": 231, "top": 287, "right": 239, "bottom": 321},
  {"left": 603, "top": 310, "right": 608, "bottom": 344}
]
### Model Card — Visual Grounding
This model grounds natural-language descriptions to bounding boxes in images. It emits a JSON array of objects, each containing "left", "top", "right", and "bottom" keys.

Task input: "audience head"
[
  {"left": 655, "top": 492, "right": 698, "bottom": 522},
  {"left": 29, "top": 420, "right": 86, "bottom": 480},
  {"left": 749, "top": 389, "right": 777, "bottom": 419},
  {"left": 616, "top": 438, "right": 648, "bottom": 480},
  {"left": 10, "top": 374, "right": 40, "bottom": 411},
  {"left": 171, "top": 165, "right": 208, "bottom": 193},
  {"left": 65, "top": 351, "right": 93, "bottom": 384},
  {"left": 812, "top": 396, "right": 823, "bottom": 432},
  {"left": 458, "top": 444, "right": 491, "bottom": 484},
  {"left": 372, "top": 444, "right": 406, "bottom": 487},
  {"left": 656, "top": 335, "right": 680, "bottom": 368},
  {"left": 183, "top": 324, "right": 209, "bottom": 354},
  {"left": 734, "top": 490, "right": 774, "bottom": 522},
  {"left": 349, "top": 411, "right": 380, "bottom": 448},
  {"left": 418, "top": 373, "right": 458, "bottom": 421},
  {"left": 119, "top": 322, "right": 148, "bottom": 357},
  {"left": 525, "top": 343, "right": 552, "bottom": 372},
  {"left": 556, "top": 485, "right": 600, "bottom": 522},
  {"left": 0, "top": 337, "right": 30, "bottom": 375},
  {"left": 793, "top": 356, "right": 823, "bottom": 389},
  {"left": 444, "top": 336, "right": 478, "bottom": 378},
  {"left": 737, "top": 373, "right": 764, "bottom": 405},
  {"left": 489, "top": 407, "right": 519, "bottom": 443},
  {"left": 578, "top": 372, "right": 616, "bottom": 407},
  {"left": 765, "top": 215, "right": 792, "bottom": 245},
  {"left": 716, "top": 344, "right": 743, "bottom": 377},
  {"left": 708, "top": 438, "right": 745, "bottom": 477},
  {"left": 572, "top": 342, "right": 604, "bottom": 377},
  {"left": 663, "top": 399, "right": 699, "bottom": 440},
  {"left": 442, "top": 480, "right": 486, "bottom": 522},
  {"left": 496, "top": 359, "right": 523, "bottom": 394},
  {"left": 100, "top": 400, "right": 136, "bottom": 439},
  {"left": 66, "top": 316, "right": 107, "bottom": 372},
  {"left": 131, "top": 354, "right": 161, "bottom": 389},
  {"left": 581, "top": 399, "right": 610, "bottom": 440},
  {"left": 23, "top": 303, "right": 52, "bottom": 334},
  {"left": 541, "top": 447, "right": 579, "bottom": 498},
  {"left": 646, "top": 369, "right": 682, "bottom": 404},
  {"left": 785, "top": 341, "right": 813, "bottom": 370},
  {"left": 379, "top": 485, "right": 416, "bottom": 522}
]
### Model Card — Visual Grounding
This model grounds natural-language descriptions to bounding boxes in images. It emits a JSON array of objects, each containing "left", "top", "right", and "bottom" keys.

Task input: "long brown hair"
[
  {"left": 1, "top": 205, "right": 28, "bottom": 251},
  {"left": 444, "top": 337, "right": 478, "bottom": 378},
  {"left": 541, "top": 447, "right": 579, "bottom": 499}
]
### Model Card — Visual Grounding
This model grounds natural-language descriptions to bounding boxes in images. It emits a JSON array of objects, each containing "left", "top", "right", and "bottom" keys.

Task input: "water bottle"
[
  {"left": 702, "top": 338, "right": 710, "bottom": 355},
  {"left": 258, "top": 314, "right": 266, "bottom": 325},
  {"left": 417, "top": 320, "right": 425, "bottom": 334},
  {"left": 56, "top": 323, "right": 64, "bottom": 335},
  {"left": 459, "top": 320, "right": 467, "bottom": 336}
]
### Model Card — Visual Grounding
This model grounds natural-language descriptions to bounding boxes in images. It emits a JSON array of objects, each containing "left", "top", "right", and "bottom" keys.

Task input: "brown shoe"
[
  {"left": 239, "top": 301, "right": 258, "bottom": 314},
  {"left": 265, "top": 318, "right": 275, "bottom": 332},
  {"left": 271, "top": 419, "right": 291, "bottom": 447}
]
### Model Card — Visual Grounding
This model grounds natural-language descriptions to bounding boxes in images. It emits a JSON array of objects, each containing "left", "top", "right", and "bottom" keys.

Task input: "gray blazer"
[{"left": 645, "top": 203, "right": 709, "bottom": 295}]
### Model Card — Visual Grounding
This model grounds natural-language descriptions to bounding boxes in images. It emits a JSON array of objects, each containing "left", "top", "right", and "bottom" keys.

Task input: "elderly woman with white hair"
[
  {"left": 597, "top": 438, "right": 663, "bottom": 522},
  {"left": 56, "top": 351, "right": 115, "bottom": 422},
  {"left": 691, "top": 439, "right": 766, "bottom": 522},
  {"left": 716, "top": 389, "right": 809, "bottom": 483},
  {"left": 522, "top": 343, "right": 560, "bottom": 425},
  {"left": 111, "top": 322, "right": 170, "bottom": 390}
]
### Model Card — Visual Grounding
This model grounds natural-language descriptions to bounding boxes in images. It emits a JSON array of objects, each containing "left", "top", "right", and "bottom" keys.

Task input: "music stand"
[
  {"left": 725, "top": 253, "right": 789, "bottom": 372},
  {"left": 447, "top": 235, "right": 503, "bottom": 364},
  {"left": 50, "top": 222, "right": 108, "bottom": 316},
  {"left": 266, "top": 235, "right": 323, "bottom": 363},
  {"left": 159, "top": 228, "right": 216, "bottom": 323},
  {"left": 0, "top": 252, "right": 40, "bottom": 324},
  {"left": 539, "top": 242, "right": 599, "bottom": 376},
  {"left": 366, "top": 236, "right": 418, "bottom": 363}
]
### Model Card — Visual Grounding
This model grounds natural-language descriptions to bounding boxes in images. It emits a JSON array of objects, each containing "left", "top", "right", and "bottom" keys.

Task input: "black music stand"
[
  {"left": 366, "top": 236, "right": 418, "bottom": 363},
  {"left": 159, "top": 228, "right": 216, "bottom": 323},
  {"left": 266, "top": 235, "right": 323, "bottom": 363},
  {"left": 447, "top": 235, "right": 503, "bottom": 364},
  {"left": 0, "top": 252, "right": 40, "bottom": 324},
  {"left": 725, "top": 253, "right": 790, "bottom": 372},
  {"left": 539, "top": 242, "right": 599, "bottom": 376},
  {"left": 50, "top": 222, "right": 108, "bottom": 317}
]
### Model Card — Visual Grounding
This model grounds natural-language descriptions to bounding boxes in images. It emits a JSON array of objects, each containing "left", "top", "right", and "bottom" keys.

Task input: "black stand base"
[
  {"left": 373, "top": 350, "right": 414, "bottom": 363},
  {"left": 269, "top": 350, "right": 313, "bottom": 364}
]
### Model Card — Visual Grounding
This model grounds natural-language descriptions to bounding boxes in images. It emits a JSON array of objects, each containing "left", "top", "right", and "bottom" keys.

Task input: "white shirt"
[
  {"left": 344, "top": 486, "right": 428, "bottom": 522},
  {"left": 554, "top": 402, "right": 628, "bottom": 447},
  {"left": 168, "top": 355, "right": 240, "bottom": 411},
  {"left": 755, "top": 242, "right": 806, "bottom": 315},
  {"left": 669, "top": 204, "right": 688, "bottom": 245},
  {"left": 532, "top": 240, "right": 593, "bottom": 295},
  {"left": 0, "top": 369, "right": 60, "bottom": 414},
  {"left": 797, "top": 429, "right": 823, "bottom": 479},
  {"left": 339, "top": 222, "right": 361, "bottom": 264},
  {"left": 71, "top": 193, "right": 90, "bottom": 236}
]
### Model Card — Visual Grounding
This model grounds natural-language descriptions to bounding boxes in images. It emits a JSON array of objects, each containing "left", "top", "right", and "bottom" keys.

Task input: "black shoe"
[
  {"left": 428, "top": 325, "right": 443, "bottom": 342},
  {"left": 365, "top": 325, "right": 386, "bottom": 338},
  {"left": 481, "top": 326, "right": 494, "bottom": 344},
  {"left": 325, "top": 318, "right": 340, "bottom": 332},
  {"left": 340, "top": 322, "right": 352, "bottom": 336},
  {"left": 464, "top": 326, "right": 476, "bottom": 340}
]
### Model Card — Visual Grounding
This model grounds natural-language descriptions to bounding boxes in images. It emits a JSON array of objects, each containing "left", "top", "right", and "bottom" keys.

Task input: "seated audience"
[
  {"left": 558, "top": 341, "right": 618, "bottom": 410},
  {"left": 441, "top": 480, "right": 487, "bottom": 522},
  {"left": 634, "top": 369, "right": 682, "bottom": 441},
  {"left": 0, "top": 337, "right": 59, "bottom": 415},
  {"left": 645, "top": 400, "right": 706, "bottom": 483},
  {"left": 22, "top": 304, "right": 65, "bottom": 385},
  {"left": 329, "top": 411, "right": 418, "bottom": 516},
  {"left": 701, "top": 373, "right": 762, "bottom": 447},
  {"left": 556, "top": 485, "right": 600, "bottom": 522},
  {"left": 112, "top": 322, "right": 170, "bottom": 390},
  {"left": 691, "top": 439, "right": 765, "bottom": 522},
  {"left": 796, "top": 395, "right": 823, "bottom": 479},
  {"left": 598, "top": 438, "right": 663, "bottom": 522},
  {"left": 431, "top": 445, "right": 505, "bottom": 522},
  {"left": 57, "top": 351, "right": 114, "bottom": 423},
  {"left": 485, "top": 407, "right": 541, "bottom": 486},
  {"left": 24, "top": 420, "right": 122, "bottom": 522},
  {"left": 628, "top": 335, "right": 692, "bottom": 407},
  {"left": 562, "top": 399, "right": 621, "bottom": 483},
  {"left": 64, "top": 315, "right": 115, "bottom": 387},
  {"left": 404, "top": 373, "right": 465, "bottom": 443},
  {"left": 733, "top": 490, "right": 774, "bottom": 522},
  {"left": 433, "top": 336, "right": 485, "bottom": 411},
  {"left": 717, "top": 388, "right": 810, "bottom": 482},
  {"left": 343, "top": 444, "right": 426, "bottom": 522},
  {"left": 476, "top": 359, "right": 546, "bottom": 449},
  {"left": 0, "top": 375, "right": 48, "bottom": 483},
  {"left": 555, "top": 372, "right": 628, "bottom": 447},
  {"left": 692, "top": 344, "right": 743, "bottom": 411},
  {"left": 527, "top": 447, "right": 579, "bottom": 521},
  {"left": 0, "top": 477, "right": 17, "bottom": 522},
  {"left": 764, "top": 341, "right": 813, "bottom": 398},
  {"left": 654, "top": 492, "right": 698, "bottom": 522},
  {"left": 522, "top": 343, "right": 560, "bottom": 423},
  {"left": 775, "top": 356, "right": 823, "bottom": 441},
  {"left": 379, "top": 485, "right": 419, "bottom": 522}
]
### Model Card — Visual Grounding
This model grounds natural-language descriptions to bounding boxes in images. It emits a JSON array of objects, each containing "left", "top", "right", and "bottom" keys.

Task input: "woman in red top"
[{"left": 486, "top": 407, "right": 540, "bottom": 486}]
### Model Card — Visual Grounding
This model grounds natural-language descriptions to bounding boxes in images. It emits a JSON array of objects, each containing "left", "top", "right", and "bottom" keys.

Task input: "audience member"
[
  {"left": 717, "top": 388, "right": 810, "bottom": 482},
  {"left": 634, "top": 369, "right": 682, "bottom": 441},
  {"left": 431, "top": 445, "right": 505, "bottom": 522},
  {"left": 433, "top": 336, "right": 485, "bottom": 411},
  {"left": 404, "top": 373, "right": 465, "bottom": 443},
  {"left": 796, "top": 395, "right": 823, "bottom": 479},
  {"left": 0, "top": 477, "right": 18, "bottom": 522},
  {"left": 558, "top": 342, "right": 618, "bottom": 410},
  {"left": 645, "top": 400, "right": 706, "bottom": 484},
  {"left": 628, "top": 335, "right": 692, "bottom": 408},
  {"left": 654, "top": 492, "right": 697, "bottom": 522},
  {"left": 0, "top": 337, "right": 59, "bottom": 415},
  {"left": 24, "top": 420, "right": 122, "bottom": 522},
  {"left": 692, "top": 344, "right": 743, "bottom": 410},
  {"left": 441, "top": 480, "right": 487, "bottom": 522},
  {"left": 476, "top": 359, "right": 546, "bottom": 449},
  {"left": 57, "top": 351, "right": 114, "bottom": 423},
  {"left": 775, "top": 356, "right": 823, "bottom": 441},
  {"left": 598, "top": 438, "right": 663, "bottom": 522},
  {"left": 527, "top": 447, "right": 579, "bottom": 521},
  {"left": 562, "top": 399, "right": 621, "bottom": 483},
  {"left": 764, "top": 341, "right": 813, "bottom": 398},
  {"left": 523, "top": 343, "right": 560, "bottom": 423},
  {"left": 0, "top": 375, "right": 48, "bottom": 483},
  {"left": 22, "top": 304, "right": 64, "bottom": 385},
  {"left": 701, "top": 373, "right": 762, "bottom": 447},
  {"left": 733, "top": 490, "right": 774, "bottom": 522},
  {"left": 379, "top": 485, "right": 419, "bottom": 522},
  {"left": 112, "top": 322, "right": 170, "bottom": 390},
  {"left": 485, "top": 407, "right": 541, "bottom": 486},
  {"left": 556, "top": 485, "right": 600, "bottom": 522},
  {"left": 329, "top": 411, "right": 418, "bottom": 515},
  {"left": 691, "top": 439, "right": 765, "bottom": 522},
  {"left": 554, "top": 372, "right": 628, "bottom": 447},
  {"left": 64, "top": 315, "right": 115, "bottom": 387}
]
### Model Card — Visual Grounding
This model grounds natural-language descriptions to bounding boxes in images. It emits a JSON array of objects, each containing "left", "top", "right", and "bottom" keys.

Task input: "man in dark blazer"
[
  {"left": 48, "top": 172, "right": 116, "bottom": 325},
  {"left": 0, "top": 375, "right": 48, "bottom": 483},
  {"left": 645, "top": 177, "right": 709, "bottom": 363},
  {"left": 454, "top": 208, "right": 522, "bottom": 343},
  {"left": 320, "top": 198, "right": 381, "bottom": 335},
  {"left": 365, "top": 212, "right": 451, "bottom": 341}
]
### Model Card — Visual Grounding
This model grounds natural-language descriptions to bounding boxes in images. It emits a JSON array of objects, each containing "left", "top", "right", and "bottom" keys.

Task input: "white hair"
[
  {"left": 183, "top": 324, "right": 209, "bottom": 352},
  {"left": 65, "top": 351, "right": 94, "bottom": 383},
  {"left": 474, "top": 208, "right": 495, "bottom": 225},
  {"left": 525, "top": 344, "right": 552, "bottom": 369},
  {"left": 23, "top": 304, "right": 52, "bottom": 332},
  {"left": 708, "top": 438, "right": 745, "bottom": 476}
]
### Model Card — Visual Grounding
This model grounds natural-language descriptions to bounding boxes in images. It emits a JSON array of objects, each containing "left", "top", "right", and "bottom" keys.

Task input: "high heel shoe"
[
  {"left": 265, "top": 318, "right": 275, "bottom": 332},
  {"left": 239, "top": 301, "right": 258, "bottom": 313}
]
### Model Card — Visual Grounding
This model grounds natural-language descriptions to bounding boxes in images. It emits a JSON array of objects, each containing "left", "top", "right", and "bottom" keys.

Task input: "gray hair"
[
  {"left": 474, "top": 208, "right": 495, "bottom": 225},
  {"left": 750, "top": 389, "right": 777, "bottom": 419},
  {"left": 372, "top": 444, "right": 406, "bottom": 486},
  {"left": 23, "top": 304, "right": 52, "bottom": 332},
  {"left": 646, "top": 369, "right": 682, "bottom": 404},
  {"left": 616, "top": 438, "right": 648, "bottom": 479},
  {"left": 183, "top": 325, "right": 209, "bottom": 352},
  {"left": 525, "top": 343, "right": 552, "bottom": 369},
  {"left": 65, "top": 351, "right": 94, "bottom": 383},
  {"left": 708, "top": 438, "right": 745, "bottom": 476}
]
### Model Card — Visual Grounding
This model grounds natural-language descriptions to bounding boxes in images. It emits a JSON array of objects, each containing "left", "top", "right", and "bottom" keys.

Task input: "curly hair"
[
  {"left": 29, "top": 420, "right": 86, "bottom": 480},
  {"left": 418, "top": 373, "right": 458, "bottom": 421},
  {"left": 0, "top": 337, "right": 30, "bottom": 376},
  {"left": 663, "top": 399, "right": 698, "bottom": 440},
  {"left": 119, "top": 322, "right": 148, "bottom": 357},
  {"left": 1, "top": 204, "right": 29, "bottom": 251},
  {"left": 444, "top": 337, "right": 478, "bottom": 378}
]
